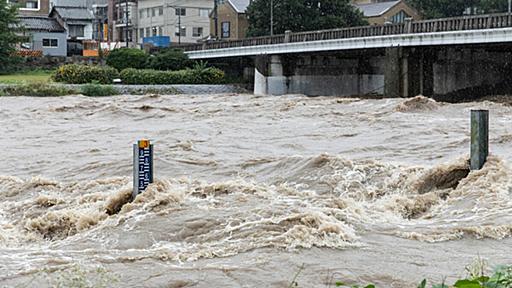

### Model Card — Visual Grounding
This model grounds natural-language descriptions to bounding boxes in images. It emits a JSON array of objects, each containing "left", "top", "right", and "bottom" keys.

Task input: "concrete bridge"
[{"left": 183, "top": 13, "right": 512, "bottom": 98}]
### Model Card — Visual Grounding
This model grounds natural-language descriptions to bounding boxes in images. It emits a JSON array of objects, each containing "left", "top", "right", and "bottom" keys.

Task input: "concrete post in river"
[
  {"left": 470, "top": 110, "right": 489, "bottom": 170},
  {"left": 133, "top": 139, "right": 154, "bottom": 199}
]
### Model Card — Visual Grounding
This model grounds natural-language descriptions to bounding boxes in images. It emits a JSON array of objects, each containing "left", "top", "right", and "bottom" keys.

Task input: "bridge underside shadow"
[{"left": 250, "top": 44, "right": 512, "bottom": 99}]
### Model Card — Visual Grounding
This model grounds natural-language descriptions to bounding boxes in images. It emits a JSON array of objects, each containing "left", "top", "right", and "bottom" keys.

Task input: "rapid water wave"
[
  {"left": 2, "top": 155, "right": 511, "bottom": 259},
  {"left": 2, "top": 94, "right": 512, "bottom": 287}
]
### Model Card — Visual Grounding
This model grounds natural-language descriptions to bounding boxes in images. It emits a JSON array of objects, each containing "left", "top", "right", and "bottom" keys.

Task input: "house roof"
[
  {"left": 354, "top": 0, "right": 401, "bottom": 17},
  {"left": 228, "top": 0, "right": 251, "bottom": 13},
  {"left": 18, "top": 16, "right": 66, "bottom": 32},
  {"left": 51, "top": 6, "right": 94, "bottom": 20},
  {"left": 51, "top": 0, "right": 108, "bottom": 8},
  {"left": 222, "top": 0, "right": 403, "bottom": 16}
]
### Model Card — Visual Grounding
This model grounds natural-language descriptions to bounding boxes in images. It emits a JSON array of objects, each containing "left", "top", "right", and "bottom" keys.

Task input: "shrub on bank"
[
  {"left": 120, "top": 67, "right": 225, "bottom": 85},
  {"left": 80, "top": 83, "right": 119, "bottom": 96},
  {"left": 146, "top": 48, "right": 193, "bottom": 71},
  {"left": 53, "top": 64, "right": 119, "bottom": 84},
  {"left": 2, "top": 83, "right": 77, "bottom": 96},
  {"left": 106, "top": 48, "right": 149, "bottom": 71}
]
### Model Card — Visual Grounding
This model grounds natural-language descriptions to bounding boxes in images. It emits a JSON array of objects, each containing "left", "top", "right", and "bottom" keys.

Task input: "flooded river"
[{"left": 1, "top": 94, "right": 512, "bottom": 287}]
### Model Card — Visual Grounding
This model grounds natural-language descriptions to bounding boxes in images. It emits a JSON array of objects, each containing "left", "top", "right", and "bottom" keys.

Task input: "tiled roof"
[
  {"left": 51, "top": 0, "right": 107, "bottom": 8},
  {"left": 52, "top": 6, "right": 94, "bottom": 20},
  {"left": 18, "top": 16, "right": 66, "bottom": 32},
  {"left": 354, "top": 0, "right": 401, "bottom": 17},
  {"left": 225, "top": 0, "right": 402, "bottom": 16}
]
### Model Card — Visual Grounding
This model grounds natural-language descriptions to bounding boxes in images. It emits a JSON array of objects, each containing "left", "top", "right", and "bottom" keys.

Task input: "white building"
[
  {"left": 137, "top": 0, "right": 213, "bottom": 45},
  {"left": 49, "top": 6, "right": 95, "bottom": 40}
]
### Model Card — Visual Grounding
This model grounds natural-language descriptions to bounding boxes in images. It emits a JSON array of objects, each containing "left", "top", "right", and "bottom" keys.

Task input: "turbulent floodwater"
[{"left": 1, "top": 94, "right": 512, "bottom": 287}]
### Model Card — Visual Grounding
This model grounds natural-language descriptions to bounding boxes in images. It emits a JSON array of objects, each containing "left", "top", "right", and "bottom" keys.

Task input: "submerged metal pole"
[
  {"left": 470, "top": 110, "right": 489, "bottom": 170},
  {"left": 133, "top": 139, "right": 154, "bottom": 199}
]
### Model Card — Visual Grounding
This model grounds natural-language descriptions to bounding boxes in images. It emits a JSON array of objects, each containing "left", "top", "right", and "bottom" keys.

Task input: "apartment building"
[
  {"left": 107, "top": 0, "right": 138, "bottom": 44},
  {"left": 137, "top": 0, "right": 213, "bottom": 44},
  {"left": 9, "top": 0, "right": 51, "bottom": 16}
]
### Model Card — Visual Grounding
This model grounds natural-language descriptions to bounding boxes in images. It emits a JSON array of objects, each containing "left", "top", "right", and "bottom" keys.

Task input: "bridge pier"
[
  {"left": 420, "top": 50, "right": 435, "bottom": 96},
  {"left": 384, "top": 48, "right": 435, "bottom": 98},
  {"left": 384, "top": 48, "right": 401, "bottom": 98},
  {"left": 254, "top": 55, "right": 288, "bottom": 95}
]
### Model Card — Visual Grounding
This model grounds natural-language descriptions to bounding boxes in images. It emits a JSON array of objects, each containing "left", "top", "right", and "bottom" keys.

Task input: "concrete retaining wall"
[{"left": 0, "top": 84, "right": 248, "bottom": 95}]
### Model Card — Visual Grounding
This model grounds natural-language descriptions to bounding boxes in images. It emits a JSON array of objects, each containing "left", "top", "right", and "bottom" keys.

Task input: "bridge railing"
[
  {"left": 182, "top": 13, "right": 512, "bottom": 52},
  {"left": 411, "top": 13, "right": 512, "bottom": 32}
]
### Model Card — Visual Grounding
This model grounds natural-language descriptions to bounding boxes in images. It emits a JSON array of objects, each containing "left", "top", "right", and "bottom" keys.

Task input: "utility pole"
[
  {"left": 270, "top": 0, "right": 273, "bottom": 36},
  {"left": 167, "top": 4, "right": 183, "bottom": 45},
  {"left": 213, "top": 0, "right": 218, "bottom": 38},
  {"left": 178, "top": 8, "right": 181, "bottom": 44},
  {"left": 124, "top": 0, "right": 129, "bottom": 47}
]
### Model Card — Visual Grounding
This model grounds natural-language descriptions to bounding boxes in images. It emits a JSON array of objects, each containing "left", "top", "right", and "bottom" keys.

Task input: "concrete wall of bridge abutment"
[{"left": 253, "top": 45, "right": 512, "bottom": 98}]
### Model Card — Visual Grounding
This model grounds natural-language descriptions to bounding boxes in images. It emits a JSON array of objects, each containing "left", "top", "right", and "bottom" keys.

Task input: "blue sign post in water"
[{"left": 133, "top": 139, "right": 154, "bottom": 199}]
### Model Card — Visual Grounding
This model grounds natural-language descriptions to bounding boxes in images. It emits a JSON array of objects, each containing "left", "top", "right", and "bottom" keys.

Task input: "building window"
[
  {"left": 199, "top": 8, "right": 209, "bottom": 17},
  {"left": 140, "top": 28, "right": 144, "bottom": 38},
  {"left": 152, "top": 7, "right": 156, "bottom": 17},
  {"left": 193, "top": 27, "right": 203, "bottom": 37},
  {"left": 24, "top": 0, "right": 39, "bottom": 9},
  {"left": 175, "top": 8, "right": 186, "bottom": 16},
  {"left": 159, "top": 6, "right": 164, "bottom": 15},
  {"left": 68, "top": 25, "right": 85, "bottom": 38},
  {"left": 158, "top": 26, "right": 163, "bottom": 36},
  {"left": 152, "top": 26, "right": 157, "bottom": 36},
  {"left": 221, "top": 22, "right": 230, "bottom": 38},
  {"left": 146, "top": 8, "right": 150, "bottom": 17},
  {"left": 175, "top": 26, "right": 186, "bottom": 37},
  {"left": 13, "top": 0, "right": 40, "bottom": 10},
  {"left": 390, "top": 10, "right": 410, "bottom": 24},
  {"left": 139, "top": 10, "right": 144, "bottom": 19},
  {"left": 42, "top": 38, "right": 58, "bottom": 48},
  {"left": 145, "top": 27, "right": 150, "bottom": 37}
]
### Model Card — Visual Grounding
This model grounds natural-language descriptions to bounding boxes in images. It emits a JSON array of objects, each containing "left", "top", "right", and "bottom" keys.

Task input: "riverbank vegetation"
[
  {"left": 1, "top": 82, "right": 76, "bottom": 96},
  {"left": 0, "top": 70, "right": 53, "bottom": 84},
  {"left": 49, "top": 49, "right": 226, "bottom": 85},
  {"left": 0, "top": 82, "right": 121, "bottom": 97},
  {"left": 288, "top": 259, "right": 512, "bottom": 288},
  {"left": 52, "top": 65, "right": 120, "bottom": 84}
]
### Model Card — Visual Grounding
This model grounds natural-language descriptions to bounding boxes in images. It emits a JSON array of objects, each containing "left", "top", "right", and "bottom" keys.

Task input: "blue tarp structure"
[{"left": 143, "top": 36, "right": 171, "bottom": 48}]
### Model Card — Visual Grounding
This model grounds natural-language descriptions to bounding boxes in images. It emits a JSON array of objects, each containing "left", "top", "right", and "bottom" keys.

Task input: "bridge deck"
[{"left": 184, "top": 13, "right": 512, "bottom": 59}]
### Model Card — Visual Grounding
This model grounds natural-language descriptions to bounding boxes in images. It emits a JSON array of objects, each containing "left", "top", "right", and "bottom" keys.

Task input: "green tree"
[
  {"left": 146, "top": 48, "right": 193, "bottom": 71},
  {"left": 246, "top": 0, "right": 367, "bottom": 37},
  {"left": 407, "top": 0, "right": 509, "bottom": 19},
  {"left": 0, "top": 0, "right": 22, "bottom": 73},
  {"left": 477, "top": 0, "right": 508, "bottom": 13},
  {"left": 106, "top": 48, "right": 149, "bottom": 71}
]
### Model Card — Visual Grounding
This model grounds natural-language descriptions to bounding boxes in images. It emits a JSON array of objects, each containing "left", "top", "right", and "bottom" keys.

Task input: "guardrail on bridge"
[{"left": 182, "top": 13, "right": 512, "bottom": 52}]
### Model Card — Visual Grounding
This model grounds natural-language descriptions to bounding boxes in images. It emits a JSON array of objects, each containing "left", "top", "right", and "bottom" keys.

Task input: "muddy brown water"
[{"left": 1, "top": 94, "right": 512, "bottom": 287}]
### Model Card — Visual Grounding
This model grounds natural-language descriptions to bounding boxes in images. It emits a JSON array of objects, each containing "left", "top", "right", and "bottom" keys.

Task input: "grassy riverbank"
[{"left": 0, "top": 70, "right": 53, "bottom": 84}]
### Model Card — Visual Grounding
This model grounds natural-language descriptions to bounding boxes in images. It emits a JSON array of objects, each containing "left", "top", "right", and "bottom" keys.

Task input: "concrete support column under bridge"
[
  {"left": 384, "top": 47, "right": 434, "bottom": 98},
  {"left": 254, "top": 55, "right": 288, "bottom": 95}
]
